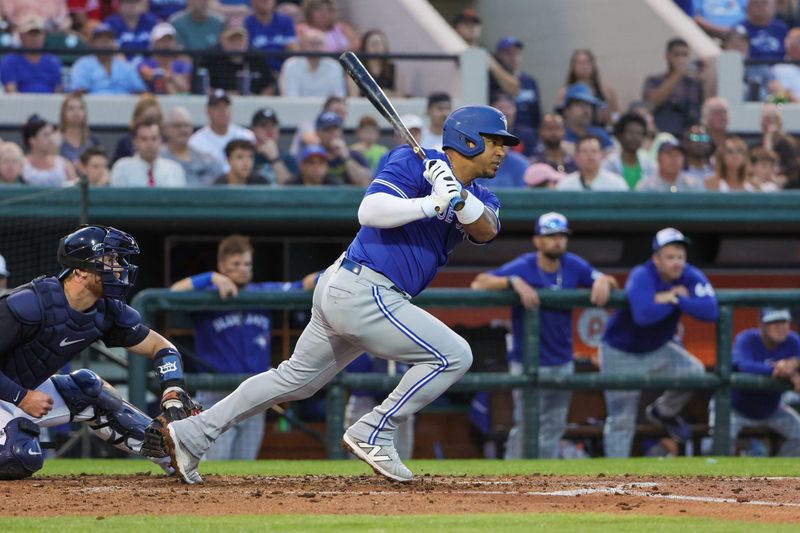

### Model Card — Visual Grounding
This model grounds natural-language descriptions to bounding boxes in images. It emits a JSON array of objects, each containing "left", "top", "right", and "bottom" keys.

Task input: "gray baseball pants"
[{"left": 171, "top": 254, "right": 473, "bottom": 457}]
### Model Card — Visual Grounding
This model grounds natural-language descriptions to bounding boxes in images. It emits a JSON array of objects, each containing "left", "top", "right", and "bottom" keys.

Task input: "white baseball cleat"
[
  {"left": 163, "top": 424, "right": 203, "bottom": 484},
  {"left": 342, "top": 431, "right": 413, "bottom": 483}
]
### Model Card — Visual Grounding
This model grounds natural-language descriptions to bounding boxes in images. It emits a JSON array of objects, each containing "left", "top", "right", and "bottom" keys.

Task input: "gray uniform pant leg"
[
  {"left": 651, "top": 341, "right": 706, "bottom": 417},
  {"left": 195, "top": 391, "right": 265, "bottom": 460},
  {"left": 712, "top": 400, "right": 800, "bottom": 456},
  {"left": 345, "top": 394, "right": 415, "bottom": 460}
]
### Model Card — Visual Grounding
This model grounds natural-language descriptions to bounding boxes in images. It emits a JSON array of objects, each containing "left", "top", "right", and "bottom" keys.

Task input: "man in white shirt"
[
  {"left": 111, "top": 122, "right": 186, "bottom": 187},
  {"left": 279, "top": 28, "right": 346, "bottom": 98},
  {"left": 188, "top": 89, "right": 256, "bottom": 172},
  {"left": 636, "top": 139, "right": 705, "bottom": 192},
  {"left": 557, "top": 135, "right": 628, "bottom": 191},
  {"left": 420, "top": 92, "right": 452, "bottom": 150}
]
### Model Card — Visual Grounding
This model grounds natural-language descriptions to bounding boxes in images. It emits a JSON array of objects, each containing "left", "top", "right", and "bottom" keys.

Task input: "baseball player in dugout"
[
  {"left": 471, "top": 212, "right": 618, "bottom": 459},
  {"left": 157, "top": 105, "right": 519, "bottom": 484},
  {"left": 0, "top": 225, "right": 200, "bottom": 480},
  {"left": 600, "top": 228, "right": 718, "bottom": 458}
]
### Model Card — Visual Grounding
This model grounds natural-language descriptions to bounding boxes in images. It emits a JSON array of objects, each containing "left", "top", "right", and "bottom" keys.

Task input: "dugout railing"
[{"left": 130, "top": 288, "right": 799, "bottom": 459}]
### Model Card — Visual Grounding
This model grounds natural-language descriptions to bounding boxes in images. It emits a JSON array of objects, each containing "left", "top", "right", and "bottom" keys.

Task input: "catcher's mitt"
[{"left": 141, "top": 387, "right": 202, "bottom": 458}]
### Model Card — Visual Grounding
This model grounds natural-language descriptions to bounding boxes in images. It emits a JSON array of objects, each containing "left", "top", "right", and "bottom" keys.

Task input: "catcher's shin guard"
[
  {"left": 51, "top": 369, "right": 159, "bottom": 456},
  {"left": 0, "top": 418, "right": 43, "bottom": 480}
]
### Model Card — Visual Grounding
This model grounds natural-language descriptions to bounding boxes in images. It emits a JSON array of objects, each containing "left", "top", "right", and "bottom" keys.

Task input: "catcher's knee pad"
[
  {"left": 0, "top": 418, "right": 43, "bottom": 480},
  {"left": 52, "top": 369, "right": 151, "bottom": 452}
]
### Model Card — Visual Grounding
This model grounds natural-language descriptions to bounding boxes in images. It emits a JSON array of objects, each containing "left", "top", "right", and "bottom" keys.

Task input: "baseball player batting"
[{"left": 158, "top": 105, "right": 519, "bottom": 483}]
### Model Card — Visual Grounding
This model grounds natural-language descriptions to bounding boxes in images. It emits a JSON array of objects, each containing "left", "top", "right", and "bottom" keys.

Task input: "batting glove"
[
  {"left": 424, "top": 159, "right": 462, "bottom": 197},
  {"left": 421, "top": 190, "right": 460, "bottom": 217}
]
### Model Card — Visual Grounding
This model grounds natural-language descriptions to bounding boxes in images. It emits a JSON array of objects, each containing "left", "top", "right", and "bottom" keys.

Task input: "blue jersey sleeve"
[
  {"left": 366, "top": 146, "right": 431, "bottom": 200},
  {"left": 570, "top": 254, "right": 602, "bottom": 288},
  {"left": 732, "top": 330, "right": 773, "bottom": 375},
  {"left": 676, "top": 266, "right": 718, "bottom": 322},
  {"left": 626, "top": 265, "right": 675, "bottom": 326}
]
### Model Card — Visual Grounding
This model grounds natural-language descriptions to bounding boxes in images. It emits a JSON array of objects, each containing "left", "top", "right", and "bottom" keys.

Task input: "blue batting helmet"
[
  {"left": 442, "top": 105, "right": 520, "bottom": 158},
  {"left": 57, "top": 225, "right": 140, "bottom": 300}
]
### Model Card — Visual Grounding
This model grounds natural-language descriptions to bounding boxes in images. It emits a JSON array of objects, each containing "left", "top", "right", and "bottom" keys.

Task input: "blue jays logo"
[{"left": 436, "top": 204, "right": 456, "bottom": 223}]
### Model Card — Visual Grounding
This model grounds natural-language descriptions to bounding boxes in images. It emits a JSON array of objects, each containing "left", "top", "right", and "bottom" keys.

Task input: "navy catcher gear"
[
  {"left": 0, "top": 418, "right": 43, "bottom": 480},
  {"left": 442, "top": 105, "right": 520, "bottom": 158},
  {"left": 57, "top": 225, "right": 140, "bottom": 300}
]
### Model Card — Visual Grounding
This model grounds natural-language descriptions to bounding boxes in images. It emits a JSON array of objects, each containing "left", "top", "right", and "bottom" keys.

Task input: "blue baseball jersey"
[
  {"left": 602, "top": 260, "right": 718, "bottom": 354},
  {"left": 244, "top": 13, "right": 296, "bottom": 71},
  {"left": 190, "top": 280, "right": 304, "bottom": 374},
  {"left": 491, "top": 252, "right": 601, "bottom": 366},
  {"left": 346, "top": 146, "right": 500, "bottom": 297},
  {"left": 742, "top": 18, "right": 788, "bottom": 61},
  {"left": 732, "top": 328, "right": 800, "bottom": 420},
  {"left": 104, "top": 13, "right": 159, "bottom": 53}
]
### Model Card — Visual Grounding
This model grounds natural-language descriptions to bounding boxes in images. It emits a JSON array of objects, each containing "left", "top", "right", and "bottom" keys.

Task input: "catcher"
[{"left": 0, "top": 225, "right": 199, "bottom": 479}]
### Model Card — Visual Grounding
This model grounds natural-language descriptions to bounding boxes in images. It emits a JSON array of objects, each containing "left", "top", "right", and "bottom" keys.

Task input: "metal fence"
[{"left": 130, "top": 288, "right": 799, "bottom": 459}]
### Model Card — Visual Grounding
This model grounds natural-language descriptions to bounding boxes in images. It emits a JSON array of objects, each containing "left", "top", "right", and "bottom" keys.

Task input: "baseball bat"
[{"left": 338, "top": 51, "right": 465, "bottom": 210}]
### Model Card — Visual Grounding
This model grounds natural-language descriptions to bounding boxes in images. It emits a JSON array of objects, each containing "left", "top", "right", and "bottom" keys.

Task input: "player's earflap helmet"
[
  {"left": 442, "top": 105, "right": 520, "bottom": 158},
  {"left": 57, "top": 225, "right": 140, "bottom": 300}
]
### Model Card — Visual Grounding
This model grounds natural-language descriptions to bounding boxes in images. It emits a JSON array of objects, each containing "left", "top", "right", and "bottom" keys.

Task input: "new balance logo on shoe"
[{"left": 357, "top": 442, "right": 390, "bottom": 462}]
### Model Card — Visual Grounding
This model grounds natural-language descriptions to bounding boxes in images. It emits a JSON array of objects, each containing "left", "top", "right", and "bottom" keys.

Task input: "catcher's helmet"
[
  {"left": 57, "top": 225, "right": 140, "bottom": 300},
  {"left": 442, "top": 105, "right": 520, "bottom": 158}
]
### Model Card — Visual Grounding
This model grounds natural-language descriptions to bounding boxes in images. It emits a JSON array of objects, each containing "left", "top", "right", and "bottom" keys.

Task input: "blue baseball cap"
[
  {"left": 299, "top": 144, "right": 327, "bottom": 163},
  {"left": 90, "top": 23, "right": 116, "bottom": 40},
  {"left": 316, "top": 111, "right": 343, "bottom": 130},
  {"left": 761, "top": 308, "right": 791, "bottom": 324},
  {"left": 560, "top": 82, "right": 606, "bottom": 110},
  {"left": 652, "top": 227, "right": 691, "bottom": 251},
  {"left": 496, "top": 36, "right": 523, "bottom": 52},
  {"left": 535, "top": 212, "right": 571, "bottom": 236}
]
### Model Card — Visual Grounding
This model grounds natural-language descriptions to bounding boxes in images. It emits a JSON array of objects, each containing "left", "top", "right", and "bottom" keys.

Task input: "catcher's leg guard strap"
[{"left": 0, "top": 418, "right": 43, "bottom": 480}]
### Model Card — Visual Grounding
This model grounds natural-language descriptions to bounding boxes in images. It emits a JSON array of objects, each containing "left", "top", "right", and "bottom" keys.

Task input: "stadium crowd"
[{"left": 0, "top": 1, "right": 800, "bottom": 189}]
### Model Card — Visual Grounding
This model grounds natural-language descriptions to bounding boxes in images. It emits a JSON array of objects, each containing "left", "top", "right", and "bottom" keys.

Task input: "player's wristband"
[
  {"left": 154, "top": 347, "right": 185, "bottom": 392},
  {"left": 190, "top": 271, "right": 213, "bottom": 289},
  {"left": 507, "top": 275, "right": 518, "bottom": 289},
  {"left": 455, "top": 191, "right": 484, "bottom": 225}
]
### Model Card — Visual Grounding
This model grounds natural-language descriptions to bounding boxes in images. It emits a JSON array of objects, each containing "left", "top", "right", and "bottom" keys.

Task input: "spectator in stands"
[
  {"left": 492, "top": 92, "right": 537, "bottom": 157},
  {"left": 214, "top": 139, "right": 268, "bottom": 185},
  {"left": 150, "top": 0, "right": 187, "bottom": 21},
  {"left": 701, "top": 96, "right": 730, "bottom": 155},
  {"left": 691, "top": 0, "right": 747, "bottom": 38},
  {"left": 349, "top": 29, "right": 397, "bottom": 97},
  {"left": 286, "top": 144, "right": 336, "bottom": 185},
  {"left": 2, "top": 0, "right": 70, "bottom": 31},
  {"left": 313, "top": 110, "right": 370, "bottom": 186},
  {"left": 76, "top": 145, "right": 110, "bottom": 187},
  {"left": 558, "top": 83, "right": 613, "bottom": 151},
  {"left": 643, "top": 38, "right": 703, "bottom": 138},
  {"left": 137, "top": 22, "right": 191, "bottom": 94},
  {"left": 161, "top": 106, "right": 223, "bottom": 186},
  {"left": 628, "top": 100, "right": 659, "bottom": 158},
  {"left": 682, "top": 124, "right": 715, "bottom": 182},
  {"left": 250, "top": 107, "right": 294, "bottom": 184},
  {"left": 245, "top": 0, "right": 297, "bottom": 72},
  {"left": 279, "top": 27, "right": 346, "bottom": 97},
  {"left": 604, "top": 112, "right": 656, "bottom": 190},
  {"left": 21, "top": 114, "right": 78, "bottom": 186},
  {"left": 209, "top": 0, "right": 251, "bottom": 20},
  {"left": 557, "top": 135, "right": 627, "bottom": 191},
  {"left": 772, "top": 28, "right": 800, "bottom": 101},
  {"left": 58, "top": 92, "right": 101, "bottom": 163},
  {"left": 489, "top": 37, "right": 541, "bottom": 134},
  {"left": 637, "top": 139, "right": 705, "bottom": 192},
  {"left": 289, "top": 95, "right": 347, "bottom": 156},
  {"left": 713, "top": 308, "right": 800, "bottom": 456},
  {"left": 200, "top": 23, "right": 276, "bottom": 95},
  {"left": 374, "top": 113, "right": 423, "bottom": 174},
  {"left": 451, "top": 8, "right": 481, "bottom": 46},
  {"left": 741, "top": 0, "right": 788, "bottom": 61},
  {"left": 420, "top": 92, "right": 451, "bottom": 150},
  {"left": 189, "top": 90, "right": 256, "bottom": 173},
  {"left": 556, "top": 49, "right": 619, "bottom": 127},
  {"left": 705, "top": 135, "right": 750, "bottom": 191},
  {"left": 349, "top": 115, "right": 387, "bottom": 173},
  {"left": 111, "top": 121, "right": 187, "bottom": 187},
  {"left": 276, "top": 2, "right": 302, "bottom": 25},
  {"left": 0, "top": 141, "right": 25, "bottom": 185},
  {"left": 104, "top": 0, "right": 158, "bottom": 54},
  {"left": 69, "top": 23, "right": 147, "bottom": 94},
  {"left": 758, "top": 103, "right": 799, "bottom": 188},
  {"left": 169, "top": 0, "right": 224, "bottom": 50},
  {"left": 113, "top": 93, "right": 163, "bottom": 163},
  {"left": 601, "top": 228, "right": 717, "bottom": 458},
  {"left": 748, "top": 146, "right": 782, "bottom": 191},
  {"left": 529, "top": 114, "right": 577, "bottom": 175},
  {"left": 170, "top": 234, "right": 317, "bottom": 459},
  {"left": 297, "top": 0, "right": 358, "bottom": 53},
  {"left": 523, "top": 163, "right": 564, "bottom": 189},
  {"left": 723, "top": 26, "right": 782, "bottom": 102},
  {"left": 472, "top": 212, "right": 617, "bottom": 459},
  {"left": 0, "top": 16, "right": 63, "bottom": 94}
]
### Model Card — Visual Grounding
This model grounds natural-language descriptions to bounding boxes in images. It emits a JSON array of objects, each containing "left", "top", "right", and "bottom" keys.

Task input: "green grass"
[
  {"left": 37, "top": 456, "right": 800, "bottom": 478},
  {"left": 5, "top": 513, "right": 799, "bottom": 533}
]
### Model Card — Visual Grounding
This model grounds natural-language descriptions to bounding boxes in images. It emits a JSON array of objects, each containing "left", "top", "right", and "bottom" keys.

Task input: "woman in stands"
[
  {"left": 297, "top": 0, "right": 359, "bottom": 53},
  {"left": 112, "top": 94, "right": 164, "bottom": 163},
  {"left": 706, "top": 136, "right": 751, "bottom": 192},
  {"left": 555, "top": 49, "right": 619, "bottom": 127},
  {"left": 348, "top": 29, "right": 396, "bottom": 97},
  {"left": 58, "top": 92, "right": 101, "bottom": 163},
  {"left": 21, "top": 114, "right": 78, "bottom": 187}
]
